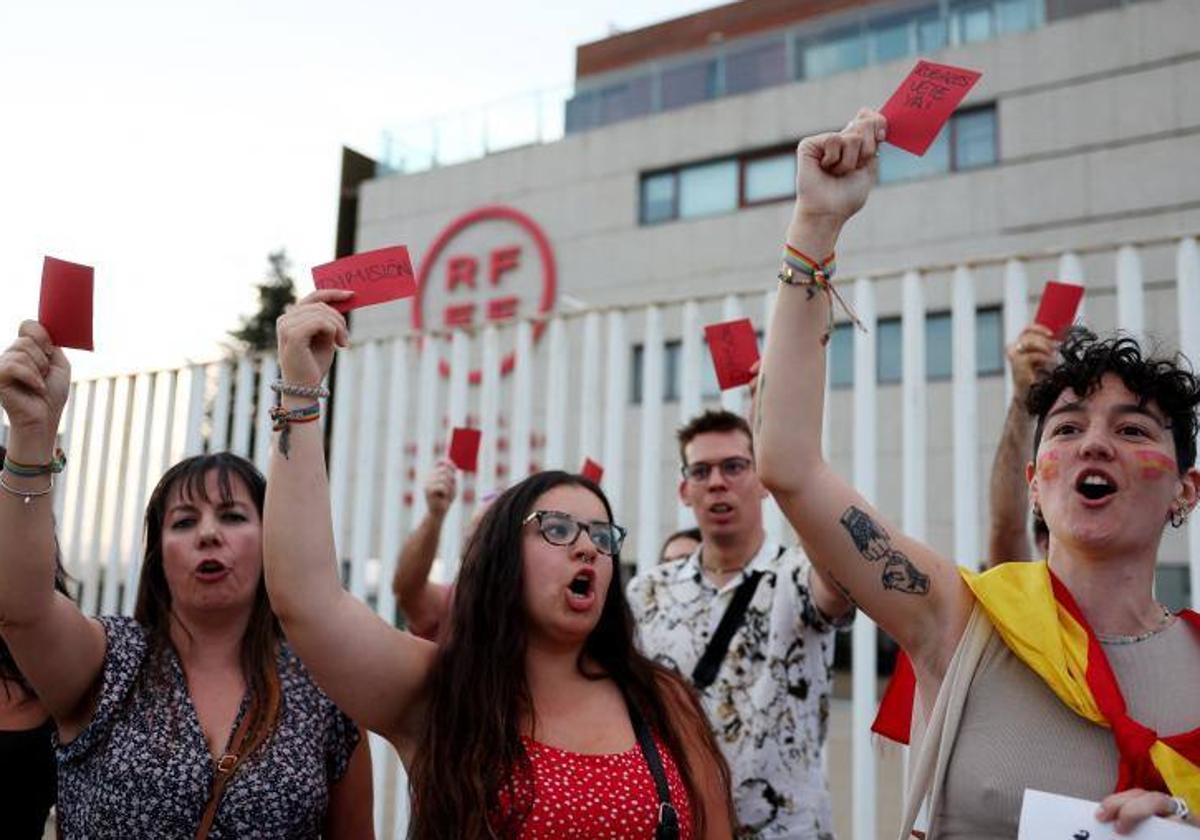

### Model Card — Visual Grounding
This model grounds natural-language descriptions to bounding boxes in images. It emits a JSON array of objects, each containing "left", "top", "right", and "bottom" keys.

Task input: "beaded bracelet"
[
  {"left": 0, "top": 474, "right": 54, "bottom": 505},
  {"left": 778, "top": 244, "right": 865, "bottom": 333},
  {"left": 270, "top": 402, "right": 321, "bottom": 457},
  {"left": 2, "top": 448, "right": 67, "bottom": 478},
  {"left": 270, "top": 380, "right": 330, "bottom": 400}
]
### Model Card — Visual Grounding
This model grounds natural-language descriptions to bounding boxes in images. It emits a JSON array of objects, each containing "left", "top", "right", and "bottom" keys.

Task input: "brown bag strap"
[{"left": 194, "top": 669, "right": 282, "bottom": 840}]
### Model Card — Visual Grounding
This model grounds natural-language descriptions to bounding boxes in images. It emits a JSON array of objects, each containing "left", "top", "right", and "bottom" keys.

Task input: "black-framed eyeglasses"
[
  {"left": 680, "top": 456, "right": 753, "bottom": 483},
  {"left": 522, "top": 510, "right": 627, "bottom": 556}
]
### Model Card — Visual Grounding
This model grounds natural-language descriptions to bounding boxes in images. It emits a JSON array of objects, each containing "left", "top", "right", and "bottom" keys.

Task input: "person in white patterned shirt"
[{"left": 628, "top": 409, "right": 853, "bottom": 838}]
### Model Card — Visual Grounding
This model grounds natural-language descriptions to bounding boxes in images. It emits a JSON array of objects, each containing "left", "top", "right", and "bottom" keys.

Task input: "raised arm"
[
  {"left": 263, "top": 290, "right": 435, "bottom": 748},
  {"left": 755, "top": 110, "right": 972, "bottom": 677},
  {"left": 986, "top": 324, "right": 1056, "bottom": 565},
  {"left": 392, "top": 462, "right": 455, "bottom": 636},
  {"left": 0, "top": 322, "right": 106, "bottom": 724}
]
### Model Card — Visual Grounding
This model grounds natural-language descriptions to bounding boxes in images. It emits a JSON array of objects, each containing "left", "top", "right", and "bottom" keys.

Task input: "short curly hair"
[{"left": 1027, "top": 329, "right": 1200, "bottom": 472}]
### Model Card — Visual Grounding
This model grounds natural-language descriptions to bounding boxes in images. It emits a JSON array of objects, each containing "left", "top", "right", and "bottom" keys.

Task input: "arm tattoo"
[
  {"left": 277, "top": 426, "right": 291, "bottom": 459},
  {"left": 839, "top": 506, "right": 930, "bottom": 596}
]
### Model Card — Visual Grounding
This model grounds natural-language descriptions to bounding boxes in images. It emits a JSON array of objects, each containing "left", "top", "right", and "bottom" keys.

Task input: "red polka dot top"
[{"left": 493, "top": 734, "right": 695, "bottom": 839}]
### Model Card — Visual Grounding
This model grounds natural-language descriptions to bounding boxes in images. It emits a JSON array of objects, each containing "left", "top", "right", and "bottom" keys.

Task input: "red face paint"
[
  {"left": 1134, "top": 449, "right": 1176, "bottom": 481},
  {"left": 1037, "top": 449, "right": 1061, "bottom": 481}
]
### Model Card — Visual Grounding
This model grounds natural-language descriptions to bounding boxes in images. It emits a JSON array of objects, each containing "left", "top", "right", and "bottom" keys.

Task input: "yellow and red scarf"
[{"left": 872, "top": 561, "right": 1200, "bottom": 813}]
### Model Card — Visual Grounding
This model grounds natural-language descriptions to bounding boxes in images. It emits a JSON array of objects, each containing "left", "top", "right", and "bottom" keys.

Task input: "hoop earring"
[{"left": 1170, "top": 505, "right": 1190, "bottom": 529}]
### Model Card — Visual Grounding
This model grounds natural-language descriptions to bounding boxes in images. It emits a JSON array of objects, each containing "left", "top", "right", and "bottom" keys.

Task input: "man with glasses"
[{"left": 628, "top": 409, "right": 852, "bottom": 838}]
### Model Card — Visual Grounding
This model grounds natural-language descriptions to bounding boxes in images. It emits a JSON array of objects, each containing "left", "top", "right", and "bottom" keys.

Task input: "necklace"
[
  {"left": 698, "top": 550, "right": 747, "bottom": 575},
  {"left": 1094, "top": 604, "right": 1175, "bottom": 645}
]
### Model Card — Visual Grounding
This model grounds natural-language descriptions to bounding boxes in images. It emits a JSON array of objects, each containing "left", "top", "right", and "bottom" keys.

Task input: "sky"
[{"left": 1, "top": 0, "right": 707, "bottom": 380}]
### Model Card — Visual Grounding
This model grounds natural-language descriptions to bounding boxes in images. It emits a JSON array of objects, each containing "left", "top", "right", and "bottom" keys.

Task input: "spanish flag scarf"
[{"left": 872, "top": 561, "right": 1200, "bottom": 813}]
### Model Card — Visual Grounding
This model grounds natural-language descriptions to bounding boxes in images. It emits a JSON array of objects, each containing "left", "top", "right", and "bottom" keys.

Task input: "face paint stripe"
[
  {"left": 1135, "top": 449, "right": 1176, "bottom": 480},
  {"left": 1037, "top": 449, "right": 1061, "bottom": 481}
]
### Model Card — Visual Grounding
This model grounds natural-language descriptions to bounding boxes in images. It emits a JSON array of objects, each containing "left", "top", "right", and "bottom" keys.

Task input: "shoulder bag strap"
[
  {"left": 691, "top": 566, "right": 769, "bottom": 690},
  {"left": 627, "top": 698, "right": 681, "bottom": 840},
  {"left": 194, "top": 669, "right": 281, "bottom": 840}
]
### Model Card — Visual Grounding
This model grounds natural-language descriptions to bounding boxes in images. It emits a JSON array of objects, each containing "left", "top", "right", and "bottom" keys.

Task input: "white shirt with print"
[{"left": 628, "top": 541, "right": 848, "bottom": 839}]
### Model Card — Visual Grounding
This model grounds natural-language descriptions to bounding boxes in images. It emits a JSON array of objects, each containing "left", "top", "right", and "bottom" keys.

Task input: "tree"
[{"left": 228, "top": 249, "right": 297, "bottom": 353}]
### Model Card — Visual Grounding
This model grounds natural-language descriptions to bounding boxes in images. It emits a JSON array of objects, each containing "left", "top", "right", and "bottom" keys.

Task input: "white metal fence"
[{"left": 4, "top": 234, "right": 1198, "bottom": 838}]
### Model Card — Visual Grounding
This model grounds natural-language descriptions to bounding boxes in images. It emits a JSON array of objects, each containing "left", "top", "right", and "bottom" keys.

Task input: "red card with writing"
[
  {"left": 581, "top": 458, "right": 604, "bottom": 484},
  {"left": 1034, "top": 280, "right": 1085, "bottom": 340},
  {"left": 39, "top": 256, "right": 94, "bottom": 351},
  {"left": 312, "top": 245, "right": 416, "bottom": 313},
  {"left": 447, "top": 427, "right": 482, "bottom": 472},
  {"left": 880, "top": 60, "right": 982, "bottom": 156},
  {"left": 705, "top": 318, "right": 759, "bottom": 391}
]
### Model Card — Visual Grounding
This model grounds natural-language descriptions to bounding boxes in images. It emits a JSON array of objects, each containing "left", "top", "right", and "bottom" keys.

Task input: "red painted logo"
[{"left": 414, "top": 205, "right": 557, "bottom": 383}]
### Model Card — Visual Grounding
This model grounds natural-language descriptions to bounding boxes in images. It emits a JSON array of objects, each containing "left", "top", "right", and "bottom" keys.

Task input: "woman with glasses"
[{"left": 262, "top": 289, "right": 735, "bottom": 838}]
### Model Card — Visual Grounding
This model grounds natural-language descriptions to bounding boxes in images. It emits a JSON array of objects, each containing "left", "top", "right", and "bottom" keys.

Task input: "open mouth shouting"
[
  {"left": 195, "top": 559, "right": 231, "bottom": 582},
  {"left": 566, "top": 567, "right": 597, "bottom": 612},
  {"left": 1074, "top": 469, "right": 1118, "bottom": 506}
]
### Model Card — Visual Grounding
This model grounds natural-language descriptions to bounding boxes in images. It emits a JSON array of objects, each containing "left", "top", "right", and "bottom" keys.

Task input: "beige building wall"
[{"left": 349, "top": 0, "right": 1199, "bottom": 576}]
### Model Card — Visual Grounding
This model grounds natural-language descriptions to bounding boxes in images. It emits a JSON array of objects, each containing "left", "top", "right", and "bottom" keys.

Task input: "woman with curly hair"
[
  {"left": 263, "top": 288, "right": 734, "bottom": 838},
  {"left": 756, "top": 108, "right": 1199, "bottom": 837}
]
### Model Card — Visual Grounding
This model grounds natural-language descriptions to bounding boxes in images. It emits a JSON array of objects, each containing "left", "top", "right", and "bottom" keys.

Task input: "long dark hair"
[
  {"left": 134, "top": 452, "right": 281, "bottom": 748},
  {"left": 0, "top": 446, "right": 74, "bottom": 701},
  {"left": 407, "top": 470, "right": 731, "bottom": 838}
]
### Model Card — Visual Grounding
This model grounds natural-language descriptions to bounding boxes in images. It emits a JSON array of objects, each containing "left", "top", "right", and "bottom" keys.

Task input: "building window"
[
  {"left": 598, "top": 77, "right": 653, "bottom": 125},
  {"left": 829, "top": 323, "right": 855, "bottom": 388},
  {"left": 567, "top": 0, "right": 1045, "bottom": 137},
  {"left": 869, "top": 13, "right": 915, "bottom": 64},
  {"left": 678, "top": 159, "right": 738, "bottom": 219},
  {"left": 742, "top": 151, "right": 795, "bottom": 205},
  {"left": 632, "top": 341, "right": 684, "bottom": 404},
  {"left": 725, "top": 38, "right": 788, "bottom": 95},
  {"left": 631, "top": 333, "right": 764, "bottom": 403},
  {"left": 831, "top": 306, "right": 1005, "bottom": 388},
  {"left": 800, "top": 26, "right": 868, "bottom": 79},
  {"left": 996, "top": 0, "right": 1041, "bottom": 33},
  {"left": 661, "top": 59, "right": 719, "bottom": 111},
  {"left": 952, "top": 106, "right": 998, "bottom": 170},
  {"left": 640, "top": 171, "right": 678, "bottom": 224},
  {"left": 878, "top": 104, "right": 997, "bottom": 184},
  {"left": 954, "top": 0, "right": 995, "bottom": 43},
  {"left": 878, "top": 130, "right": 951, "bottom": 184},
  {"left": 640, "top": 144, "right": 795, "bottom": 224}
]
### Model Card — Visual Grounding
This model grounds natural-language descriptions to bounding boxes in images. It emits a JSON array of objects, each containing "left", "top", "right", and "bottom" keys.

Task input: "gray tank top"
[{"left": 934, "top": 615, "right": 1200, "bottom": 839}]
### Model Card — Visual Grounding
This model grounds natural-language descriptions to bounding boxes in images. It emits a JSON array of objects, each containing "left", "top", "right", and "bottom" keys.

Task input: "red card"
[
  {"left": 1034, "top": 280, "right": 1085, "bottom": 340},
  {"left": 880, "top": 60, "right": 982, "bottom": 156},
  {"left": 39, "top": 256, "right": 94, "bottom": 351},
  {"left": 311, "top": 245, "right": 416, "bottom": 313},
  {"left": 704, "top": 318, "right": 759, "bottom": 391},
  {"left": 581, "top": 458, "right": 604, "bottom": 484},
  {"left": 447, "top": 427, "right": 481, "bottom": 472}
]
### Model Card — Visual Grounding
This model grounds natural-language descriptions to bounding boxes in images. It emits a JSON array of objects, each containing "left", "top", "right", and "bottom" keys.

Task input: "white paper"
[{"left": 1019, "top": 789, "right": 1198, "bottom": 839}]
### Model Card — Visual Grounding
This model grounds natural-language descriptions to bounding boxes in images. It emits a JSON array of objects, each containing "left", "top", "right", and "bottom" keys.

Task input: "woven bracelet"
[
  {"left": 270, "top": 380, "right": 330, "bottom": 400},
  {"left": 2, "top": 449, "right": 67, "bottom": 478}
]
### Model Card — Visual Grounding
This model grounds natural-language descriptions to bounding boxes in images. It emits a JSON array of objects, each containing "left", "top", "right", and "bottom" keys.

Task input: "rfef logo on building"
[{"left": 413, "top": 205, "right": 556, "bottom": 383}]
